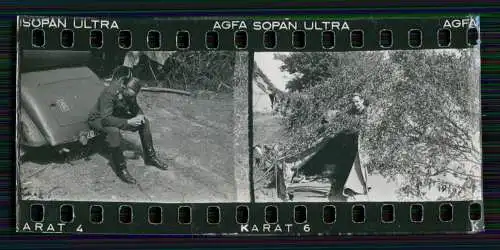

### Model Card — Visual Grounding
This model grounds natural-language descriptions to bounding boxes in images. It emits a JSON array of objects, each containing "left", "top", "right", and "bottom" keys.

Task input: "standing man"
[
  {"left": 88, "top": 76, "right": 168, "bottom": 184},
  {"left": 323, "top": 93, "right": 370, "bottom": 201}
]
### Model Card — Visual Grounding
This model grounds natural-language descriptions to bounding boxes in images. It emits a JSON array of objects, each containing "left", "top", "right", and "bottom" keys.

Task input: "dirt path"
[{"left": 19, "top": 91, "right": 242, "bottom": 203}]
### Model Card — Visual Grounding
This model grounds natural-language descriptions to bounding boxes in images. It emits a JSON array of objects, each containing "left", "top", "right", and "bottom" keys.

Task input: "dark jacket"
[{"left": 88, "top": 81, "right": 143, "bottom": 129}]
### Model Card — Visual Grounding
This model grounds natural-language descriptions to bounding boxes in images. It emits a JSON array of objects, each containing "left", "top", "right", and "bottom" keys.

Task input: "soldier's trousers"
[{"left": 88, "top": 118, "right": 153, "bottom": 148}]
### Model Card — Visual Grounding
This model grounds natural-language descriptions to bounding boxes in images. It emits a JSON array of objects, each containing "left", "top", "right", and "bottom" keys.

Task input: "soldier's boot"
[
  {"left": 111, "top": 147, "right": 137, "bottom": 184},
  {"left": 139, "top": 126, "right": 168, "bottom": 170},
  {"left": 142, "top": 146, "right": 168, "bottom": 170}
]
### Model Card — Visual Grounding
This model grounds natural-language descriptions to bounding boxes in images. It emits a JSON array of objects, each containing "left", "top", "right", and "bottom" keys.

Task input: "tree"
[
  {"left": 273, "top": 49, "right": 481, "bottom": 201},
  {"left": 275, "top": 52, "right": 340, "bottom": 92},
  {"left": 366, "top": 49, "right": 481, "bottom": 200}
]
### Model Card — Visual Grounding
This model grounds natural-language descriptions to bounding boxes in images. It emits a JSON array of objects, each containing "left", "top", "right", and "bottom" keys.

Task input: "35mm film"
[{"left": 16, "top": 15, "right": 484, "bottom": 235}]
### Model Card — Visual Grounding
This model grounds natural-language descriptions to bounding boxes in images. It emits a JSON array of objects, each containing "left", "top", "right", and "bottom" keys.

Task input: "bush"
[{"left": 159, "top": 51, "right": 236, "bottom": 92}]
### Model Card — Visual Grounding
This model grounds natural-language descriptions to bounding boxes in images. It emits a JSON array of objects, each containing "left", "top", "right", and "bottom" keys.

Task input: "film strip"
[{"left": 16, "top": 15, "right": 484, "bottom": 235}]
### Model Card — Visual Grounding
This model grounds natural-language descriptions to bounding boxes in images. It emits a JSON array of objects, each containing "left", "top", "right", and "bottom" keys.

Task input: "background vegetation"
[
  {"left": 270, "top": 49, "right": 481, "bottom": 200},
  {"left": 90, "top": 50, "right": 236, "bottom": 93},
  {"left": 158, "top": 51, "right": 236, "bottom": 92}
]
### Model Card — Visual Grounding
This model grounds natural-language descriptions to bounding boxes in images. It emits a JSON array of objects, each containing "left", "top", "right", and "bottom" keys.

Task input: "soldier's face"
[
  {"left": 325, "top": 109, "right": 336, "bottom": 123},
  {"left": 123, "top": 78, "right": 140, "bottom": 97},
  {"left": 352, "top": 96, "right": 365, "bottom": 112}
]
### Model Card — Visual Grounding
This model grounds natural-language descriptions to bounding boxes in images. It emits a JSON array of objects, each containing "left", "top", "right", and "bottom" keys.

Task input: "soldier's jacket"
[{"left": 88, "top": 81, "right": 143, "bottom": 129}]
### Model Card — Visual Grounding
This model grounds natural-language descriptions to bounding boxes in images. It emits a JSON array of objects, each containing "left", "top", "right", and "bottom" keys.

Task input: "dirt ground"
[{"left": 19, "top": 91, "right": 246, "bottom": 203}]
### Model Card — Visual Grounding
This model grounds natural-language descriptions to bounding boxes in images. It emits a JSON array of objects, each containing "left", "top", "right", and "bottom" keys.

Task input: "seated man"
[{"left": 88, "top": 77, "right": 168, "bottom": 184}]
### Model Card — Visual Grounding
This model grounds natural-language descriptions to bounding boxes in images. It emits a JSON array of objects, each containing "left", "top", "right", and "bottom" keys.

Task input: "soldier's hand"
[
  {"left": 127, "top": 116, "right": 143, "bottom": 127},
  {"left": 136, "top": 114, "right": 145, "bottom": 123}
]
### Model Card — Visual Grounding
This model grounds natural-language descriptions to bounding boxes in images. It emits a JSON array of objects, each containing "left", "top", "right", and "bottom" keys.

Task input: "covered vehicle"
[{"left": 19, "top": 50, "right": 108, "bottom": 150}]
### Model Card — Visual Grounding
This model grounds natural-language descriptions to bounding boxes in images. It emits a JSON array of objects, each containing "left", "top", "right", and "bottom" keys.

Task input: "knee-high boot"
[
  {"left": 139, "top": 120, "right": 168, "bottom": 170},
  {"left": 111, "top": 147, "right": 137, "bottom": 184}
]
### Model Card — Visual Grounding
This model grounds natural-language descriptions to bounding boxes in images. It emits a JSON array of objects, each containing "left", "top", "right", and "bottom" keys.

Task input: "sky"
[
  {"left": 254, "top": 52, "right": 291, "bottom": 92},
  {"left": 253, "top": 52, "right": 292, "bottom": 113}
]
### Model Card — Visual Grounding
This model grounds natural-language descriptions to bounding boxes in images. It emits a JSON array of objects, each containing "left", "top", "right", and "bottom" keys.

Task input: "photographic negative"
[
  {"left": 17, "top": 50, "right": 249, "bottom": 203},
  {"left": 252, "top": 49, "right": 481, "bottom": 203}
]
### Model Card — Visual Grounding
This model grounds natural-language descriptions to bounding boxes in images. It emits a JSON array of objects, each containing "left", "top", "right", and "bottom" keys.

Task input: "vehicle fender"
[{"left": 18, "top": 107, "right": 48, "bottom": 147}]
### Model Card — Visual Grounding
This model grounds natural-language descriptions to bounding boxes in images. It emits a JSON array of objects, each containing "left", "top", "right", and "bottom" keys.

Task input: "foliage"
[
  {"left": 91, "top": 51, "right": 236, "bottom": 93},
  {"left": 159, "top": 51, "right": 236, "bottom": 92},
  {"left": 273, "top": 49, "right": 481, "bottom": 200}
]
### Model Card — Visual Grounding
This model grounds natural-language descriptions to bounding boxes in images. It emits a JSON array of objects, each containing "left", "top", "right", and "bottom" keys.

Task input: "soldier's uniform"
[{"left": 88, "top": 77, "right": 167, "bottom": 184}]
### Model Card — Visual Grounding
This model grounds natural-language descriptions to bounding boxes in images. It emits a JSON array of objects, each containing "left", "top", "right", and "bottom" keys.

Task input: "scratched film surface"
[
  {"left": 17, "top": 50, "right": 250, "bottom": 203},
  {"left": 252, "top": 49, "right": 482, "bottom": 203}
]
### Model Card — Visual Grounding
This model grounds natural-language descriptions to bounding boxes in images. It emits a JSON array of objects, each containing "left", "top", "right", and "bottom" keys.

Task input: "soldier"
[{"left": 87, "top": 76, "right": 168, "bottom": 184}]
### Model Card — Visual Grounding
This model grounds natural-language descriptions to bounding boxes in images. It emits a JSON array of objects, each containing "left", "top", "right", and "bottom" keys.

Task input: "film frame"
[{"left": 16, "top": 15, "right": 484, "bottom": 235}]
